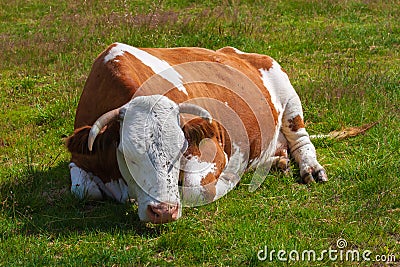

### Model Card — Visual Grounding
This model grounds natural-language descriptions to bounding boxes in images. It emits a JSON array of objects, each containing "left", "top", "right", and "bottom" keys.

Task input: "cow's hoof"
[
  {"left": 315, "top": 169, "right": 328, "bottom": 182},
  {"left": 302, "top": 169, "right": 328, "bottom": 184},
  {"left": 277, "top": 157, "right": 290, "bottom": 175},
  {"left": 302, "top": 173, "right": 315, "bottom": 184}
]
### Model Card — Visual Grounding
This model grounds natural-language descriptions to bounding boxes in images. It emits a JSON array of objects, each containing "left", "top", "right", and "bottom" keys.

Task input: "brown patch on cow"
[
  {"left": 116, "top": 52, "right": 161, "bottom": 91},
  {"left": 66, "top": 126, "right": 92, "bottom": 155},
  {"left": 216, "top": 47, "right": 278, "bottom": 124},
  {"left": 201, "top": 173, "right": 216, "bottom": 186},
  {"left": 67, "top": 121, "right": 121, "bottom": 182},
  {"left": 74, "top": 56, "right": 136, "bottom": 129},
  {"left": 288, "top": 115, "right": 305, "bottom": 132},
  {"left": 240, "top": 54, "right": 274, "bottom": 71},
  {"left": 183, "top": 119, "right": 225, "bottom": 172},
  {"left": 66, "top": 121, "right": 120, "bottom": 155},
  {"left": 182, "top": 117, "right": 227, "bottom": 202},
  {"left": 182, "top": 117, "right": 216, "bottom": 146}
]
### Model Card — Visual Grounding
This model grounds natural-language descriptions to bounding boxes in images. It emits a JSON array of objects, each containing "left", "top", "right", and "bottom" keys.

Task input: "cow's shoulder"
[{"left": 217, "top": 46, "right": 274, "bottom": 71}]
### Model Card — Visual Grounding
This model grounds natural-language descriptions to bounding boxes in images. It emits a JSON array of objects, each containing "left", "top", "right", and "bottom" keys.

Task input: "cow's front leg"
[
  {"left": 69, "top": 162, "right": 129, "bottom": 202},
  {"left": 281, "top": 96, "right": 328, "bottom": 183}
]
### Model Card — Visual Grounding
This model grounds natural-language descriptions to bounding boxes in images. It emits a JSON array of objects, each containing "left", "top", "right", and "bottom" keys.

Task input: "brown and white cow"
[{"left": 67, "top": 43, "right": 327, "bottom": 224}]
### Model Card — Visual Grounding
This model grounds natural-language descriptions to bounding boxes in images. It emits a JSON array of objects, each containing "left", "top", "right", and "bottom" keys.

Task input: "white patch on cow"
[
  {"left": 104, "top": 178, "right": 130, "bottom": 203},
  {"left": 104, "top": 45, "right": 125, "bottom": 63},
  {"left": 69, "top": 163, "right": 130, "bottom": 203},
  {"left": 69, "top": 162, "right": 103, "bottom": 200},
  {"left": 253, "top": 60, "right": 298, "bottom": 172},
  {"left": 258, "top": 60, "right": 296, "bottom": 115},
  {"left": 238, "top": 69, "right": 285, "bottom": 190},
  {"left": 181, "top": 155, "right": 216, "bottom": 206},
  {"left": 183, "top": 155, "right": 216, "bottom": 187},
  {"left": 105, "top": 43, "right": 188, "bottom": 95}
]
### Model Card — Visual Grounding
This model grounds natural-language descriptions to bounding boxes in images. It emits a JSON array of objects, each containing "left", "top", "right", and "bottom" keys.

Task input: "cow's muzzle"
[{"left": 146, "top": 202, "right": 179, "bottom": 224}]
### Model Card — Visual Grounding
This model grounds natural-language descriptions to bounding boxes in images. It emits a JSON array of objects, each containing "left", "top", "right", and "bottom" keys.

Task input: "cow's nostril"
[
  {"left": 146, "top": 203, "right": 179, "bottom": 224},
  {"left": 147, "top": 205, "right": 159, "bottom": 218}
]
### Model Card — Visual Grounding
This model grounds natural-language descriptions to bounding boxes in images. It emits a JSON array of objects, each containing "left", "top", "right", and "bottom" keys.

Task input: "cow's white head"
[{"left": 88, "top": 95, "right": 212, "bottom": 223}]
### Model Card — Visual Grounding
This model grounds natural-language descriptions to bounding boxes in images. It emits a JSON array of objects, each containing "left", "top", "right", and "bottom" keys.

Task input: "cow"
[{"left": 67, "top": 43, "right": 327, "bottom": 224}]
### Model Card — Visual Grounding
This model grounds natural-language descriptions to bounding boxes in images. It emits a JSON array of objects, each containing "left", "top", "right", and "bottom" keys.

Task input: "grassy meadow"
[{"left": 1, "top": 0, "right": 399, "bottom": 266}]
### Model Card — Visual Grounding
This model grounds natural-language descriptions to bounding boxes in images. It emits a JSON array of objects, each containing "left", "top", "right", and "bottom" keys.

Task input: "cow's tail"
[{"left": 310, "top": 121, "right": 378, "bottom": 140}]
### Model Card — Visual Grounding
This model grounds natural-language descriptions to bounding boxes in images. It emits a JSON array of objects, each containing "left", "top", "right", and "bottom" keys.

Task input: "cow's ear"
[
  {"left": 66, "top": 122, "right": 120, "bottom": 155},
  {"left": 66, "top": 126, "right": 92, "bottom": 155},
  {"left": 182, "top": 117, "right": 216, "bottom": 146}
]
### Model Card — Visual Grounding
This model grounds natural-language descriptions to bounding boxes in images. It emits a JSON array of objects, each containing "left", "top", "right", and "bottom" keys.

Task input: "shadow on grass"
[{"left": 0, "top": 161, "right": 163, "bottom": 239}]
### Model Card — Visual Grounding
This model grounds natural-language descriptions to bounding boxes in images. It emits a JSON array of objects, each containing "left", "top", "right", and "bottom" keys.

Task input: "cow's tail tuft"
[{"left": 310, "top": 121, "right": 378, "bottom": 140}]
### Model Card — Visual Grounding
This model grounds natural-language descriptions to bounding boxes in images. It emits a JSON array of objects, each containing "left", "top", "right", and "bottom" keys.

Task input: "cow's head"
[{"left": 88, "top": 95, "right": 221, "bottom": 223}]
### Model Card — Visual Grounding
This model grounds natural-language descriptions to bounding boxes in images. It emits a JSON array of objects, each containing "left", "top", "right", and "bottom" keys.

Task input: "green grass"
[{"left": 1, "top": 0, "right": 399, "bottom": 266}]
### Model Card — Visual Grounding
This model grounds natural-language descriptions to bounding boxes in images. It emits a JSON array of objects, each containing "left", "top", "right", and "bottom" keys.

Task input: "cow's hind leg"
[
  {"left": 271, "top": 131, "right": 290, "bottom": 174},
  {"left": 281, "top": 96, "right": 328, "bottom": 183}
]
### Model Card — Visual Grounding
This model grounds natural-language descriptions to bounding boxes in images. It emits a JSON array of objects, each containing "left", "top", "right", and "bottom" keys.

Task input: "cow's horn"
[
  {"left": 179, "top": 103, "right": 212, "bottom": 123},
  {"left": 88, "top": 107, "right": 123, "bottom": 151}
]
